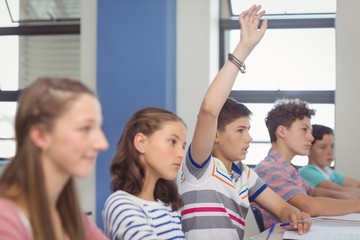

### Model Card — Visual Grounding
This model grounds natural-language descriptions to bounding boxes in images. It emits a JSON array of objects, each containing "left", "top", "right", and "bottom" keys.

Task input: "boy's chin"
[{"left": 299, "top": 151, "right": 310, "bottom": 156}]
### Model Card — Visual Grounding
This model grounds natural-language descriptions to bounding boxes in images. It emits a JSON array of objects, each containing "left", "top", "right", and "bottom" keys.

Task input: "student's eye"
[
  {"left": 237, "top": 129, "right": 244, "bottom": 134},
  {"left": 169, "top": 139, "right": 177, "bottom": 145},
  {"left": 79, "top": 126, "right": 91, "bottom": 132}
]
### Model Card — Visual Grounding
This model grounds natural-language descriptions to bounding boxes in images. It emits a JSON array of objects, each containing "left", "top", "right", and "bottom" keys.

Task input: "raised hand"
[{"left": 239, "top": 4, "right": 267, "bottom": 52}]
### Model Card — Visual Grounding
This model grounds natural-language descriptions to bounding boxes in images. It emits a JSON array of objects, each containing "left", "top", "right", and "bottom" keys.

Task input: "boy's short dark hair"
[
  {"left": 312, "top": 124, "right": 333, "bottom": 144},
  {"left": 265, "top": 98, "right": 316, "bottom": 142},
  {"left": 217, "top": 98, "right": 252, "bottom": 131}
]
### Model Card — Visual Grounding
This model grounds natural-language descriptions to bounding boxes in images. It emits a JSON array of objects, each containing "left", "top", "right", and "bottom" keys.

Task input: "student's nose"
[
  {"left": 308, "top": 131, "right": 314, "bottom": 142},
  {"left": 327, "top": 147, "right": 334, "bottom": 157},
  {"left": 245, "top": 132, "right": 253, "bottom": 143},
  {"left": 95, "top": 129, "right": 109, "bottom": 151},
  {"left": 178, "top": 146, "right": 185, "bottom": 160}
]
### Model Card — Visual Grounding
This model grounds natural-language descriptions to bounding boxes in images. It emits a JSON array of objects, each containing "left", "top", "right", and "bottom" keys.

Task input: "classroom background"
[{"left": 0, "top": 0, "right": 359, "bottom": 239}]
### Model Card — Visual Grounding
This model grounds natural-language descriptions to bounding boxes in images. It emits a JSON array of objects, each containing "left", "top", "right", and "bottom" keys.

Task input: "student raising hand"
[{"left": 180, "top": 4, "right": 310, "bottom": 239}]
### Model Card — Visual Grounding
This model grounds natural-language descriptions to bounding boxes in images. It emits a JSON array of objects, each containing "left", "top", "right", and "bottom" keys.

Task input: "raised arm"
[{"left": 190, "top": 5, "right": 267, "bottom": 165}]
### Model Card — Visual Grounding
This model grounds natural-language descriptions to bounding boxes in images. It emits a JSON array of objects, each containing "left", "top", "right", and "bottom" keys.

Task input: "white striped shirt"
[
  {"left": 180, "top": 149, "right": 267, "bottom": 240},
  {"left": 102, "top": 190, "right": 184, "bottom": 240}
]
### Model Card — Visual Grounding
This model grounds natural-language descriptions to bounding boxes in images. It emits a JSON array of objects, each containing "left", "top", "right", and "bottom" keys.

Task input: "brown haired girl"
[
  {"left": 0, "top": 77, "right": 109, "bottom": 239},
  {"left": 103, "top": 107, "right": 186, "bottom": 239}
]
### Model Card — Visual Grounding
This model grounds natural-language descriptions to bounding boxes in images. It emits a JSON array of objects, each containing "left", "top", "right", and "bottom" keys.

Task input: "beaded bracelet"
[{"left": 227, "top": 53, "right": 246, "bottom": 73}]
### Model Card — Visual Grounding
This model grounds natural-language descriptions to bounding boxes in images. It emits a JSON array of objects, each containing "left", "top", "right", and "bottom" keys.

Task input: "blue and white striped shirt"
[{"left": 102, "top": 190, "right": 184, "bottom": 240}]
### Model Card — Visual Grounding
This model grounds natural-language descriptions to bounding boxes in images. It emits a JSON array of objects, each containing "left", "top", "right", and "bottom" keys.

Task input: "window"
[
  {"left": 0, "top": 0, "right": 80, "bottom": 160},
  {"left": 229, "top": 0, "right": 336, "bottom": 16},
  {"left": 221, "top": 0, "right": 336, "bottom": 166}
]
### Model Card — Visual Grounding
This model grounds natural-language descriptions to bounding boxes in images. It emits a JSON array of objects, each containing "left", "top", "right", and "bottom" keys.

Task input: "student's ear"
[
  {"left": 134, "top": 132, "right": 147, "bottom": 153},
  {"left": 29, "top": 125, "right": 50, "bottom": 150},
  {"left": 276, "top": 125, "right": 287, "bottom": 139},
  {"left": 214, "top": 130, "right": 221, "bottom": 143}
]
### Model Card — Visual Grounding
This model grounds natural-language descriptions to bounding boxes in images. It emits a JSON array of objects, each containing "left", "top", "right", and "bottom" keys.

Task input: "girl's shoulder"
[
  {"left": 0, "top": 197, "right": 32, "bottom": 239},
  {"left": 299, "top": 165, "right": 322, "bottom": 173},
  {"left": 104, "top": 190, "right": 148, "bottom": 213},
  {"left": 0, "top": 197, "right": 23, "bottom": 220},
  {"left": 105, "top": 190, "right": 171, "bottom": 211},
  {"left": 106, "top": 190, "right": 140, "bottom": 204}
]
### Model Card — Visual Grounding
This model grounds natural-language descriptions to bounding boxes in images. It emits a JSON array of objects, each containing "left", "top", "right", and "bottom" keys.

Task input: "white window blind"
[{"left": 18, "top": 34, "right": 80, "bottom": 88}]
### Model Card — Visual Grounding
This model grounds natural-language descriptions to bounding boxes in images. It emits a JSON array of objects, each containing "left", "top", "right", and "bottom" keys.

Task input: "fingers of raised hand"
[{"left": 240, "top": 4, "right": 263, "bottom": 23}]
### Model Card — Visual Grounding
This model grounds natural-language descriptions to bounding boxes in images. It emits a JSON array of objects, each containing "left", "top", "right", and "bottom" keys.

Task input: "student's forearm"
[
  {"left": 312, "top": 186, "right": 346, "bottom": 199},
  {"left": 201, "top": 41, "right": 260, "bottom": 116},
  {"left": 343, "top": 187, "right": 360, "bottom": 199},
  {"left": 297, "top": 197, "right": 360, "bottom": 217},
  {"left": 343, "top": 176, "right": 360, "bottom": 188},
  {"left": 317, "top": 181, "right": 360, "bottom": 197},
  {"left": 317, "top": 181, "right": 346, "bottom": 192},
  {"left": 255, "top": 187, "right": 300, "bottom": 222}
]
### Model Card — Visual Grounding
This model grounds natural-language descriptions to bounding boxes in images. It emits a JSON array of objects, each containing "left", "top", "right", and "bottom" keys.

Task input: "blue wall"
[{"left": 96, "top": 0, "right": 176, "bottom": 228}]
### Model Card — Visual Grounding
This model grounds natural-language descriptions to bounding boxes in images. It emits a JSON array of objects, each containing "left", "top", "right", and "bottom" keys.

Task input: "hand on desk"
[
  {"left": 264, "top": 218, "right": 311, "bottom": 240},
  {"left": 279, "top": 211, "right": 312, "bottom": 235}
]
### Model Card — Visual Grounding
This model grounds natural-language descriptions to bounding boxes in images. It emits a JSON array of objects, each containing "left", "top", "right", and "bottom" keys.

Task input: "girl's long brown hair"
[
  {"left": 110, "top": 107, "right": 185, "bottom": 210},
  {"left": 0, "top": 77, "right": 94, "bottom": 240}
]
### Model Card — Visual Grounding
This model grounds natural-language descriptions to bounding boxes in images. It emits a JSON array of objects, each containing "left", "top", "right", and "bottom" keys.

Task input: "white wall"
[
  {"left": 176, "top": 0, "right": 219, "bottom": 145},
  {"left": 76, "top": 0, "right": 97, "bottom": 221},
  {"left": 335, "top": 1, "right": 360, "bottom": 178}
]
